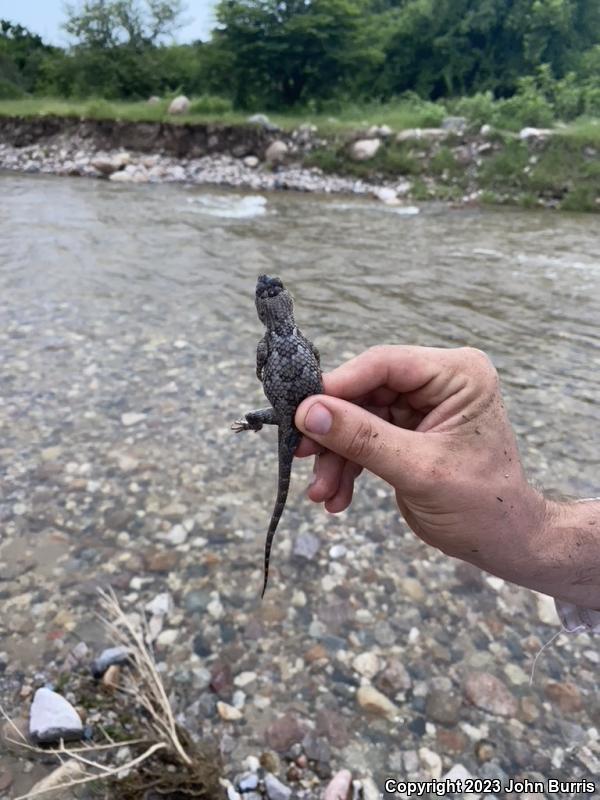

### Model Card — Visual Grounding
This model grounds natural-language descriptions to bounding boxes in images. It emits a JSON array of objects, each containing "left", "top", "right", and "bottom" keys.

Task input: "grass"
[{"left": 0, "top": 95, "right": 446, "bottom": 133}]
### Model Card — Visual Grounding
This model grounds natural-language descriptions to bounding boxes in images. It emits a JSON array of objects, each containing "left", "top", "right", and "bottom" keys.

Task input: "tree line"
[{"left": 1, "top": 0, "right": 599, "bottom": 116}]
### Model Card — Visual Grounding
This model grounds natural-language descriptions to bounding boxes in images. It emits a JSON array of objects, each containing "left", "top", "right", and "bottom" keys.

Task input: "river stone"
[
  {"left": 293, "top": 531, "right": 320, "bottom": 560},
  {"left": 147, "top": 95, "right": 161, "bottom": 105},
  {"left": 90, "top": 645, "right": 131, "bottom": 678},
  {"left": 396, "top": 128, "right": 449, "bottom": 143},
  {"left": 419, "top": 747, "right": 442, "bottom": 779},
  {"left": 248, "top": 113, "right": 280, "bottom": 132},
  {"left": 264, "top": 772, "right": 291, "bottom": 800},
  {"left": 544, "top": 681, "right": 583, "bottom": 712},
  {"left": 244, "top": 155, "right": 260, "bottom": 168},
  {"left": 29, "top": 688, "right": 84, "bottom": 744},
  {"left": 349, "top": 139, "right": 380, "bottom": 161},
  {"left": 464, "top": 672, "right": 518, "bottom": 717},
  {"left": 352, "top": 651, "right": 381, "bottom": 679},
  {"left": 356, "top": 685, "right": 399, "bottom": 719},
  {"left": 426, "top": 689, "right": 462, "bottom": 725},
  {"left": 323, "top": 769, "right": 352, "bottom": 800},
  {"left": 168, "top": 95, "right": 190, "bottom": 115},
  {"left": 265, "top": 140, "right": 289, "bottom": 164}
]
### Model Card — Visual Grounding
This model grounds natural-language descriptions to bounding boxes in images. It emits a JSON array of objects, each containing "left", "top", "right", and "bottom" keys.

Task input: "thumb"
[{"left": 295, "top": 395, "right": 426, "bottom": 488}]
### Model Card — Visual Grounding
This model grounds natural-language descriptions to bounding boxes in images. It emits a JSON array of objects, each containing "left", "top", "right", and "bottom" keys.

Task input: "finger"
[
  {"left": 295, "top": 394, "right": 435, "bottom": 489},
  {"left": 325, "top": 461, "right": 362, "bottom": 513},
  {"left": 307, "top": 450, "right": 346, "bottom": 503},
  {"left": 295, "top": 436, "right": 324, "bottom": 458}
]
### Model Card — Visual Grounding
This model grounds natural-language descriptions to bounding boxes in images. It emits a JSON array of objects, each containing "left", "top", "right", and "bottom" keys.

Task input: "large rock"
[
  {"left": 265, "top": 140, "right": 289, "bottom": 164},
  {"left": 519, "top": 127, "right": 555, "bottom": 140},
  {"left": 349, "top": 138, "right": 381, "bottom": 161},
  {"left": 168, "top": 95, "right": 190, "bottom": 115},
  {"left": 29, "top": 688, "right": 84, "bottom": 744},
  {"left": 248, "top": 113, "right": 280, "bottom": 132}
]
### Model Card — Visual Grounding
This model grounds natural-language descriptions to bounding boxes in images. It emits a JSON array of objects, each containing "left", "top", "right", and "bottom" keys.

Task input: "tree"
[
  {"left": 212, "top": 0, "right": 383, "bottom": 107},
  {"left": 64, "top": 0, "right": 187, "bottom": 48}
]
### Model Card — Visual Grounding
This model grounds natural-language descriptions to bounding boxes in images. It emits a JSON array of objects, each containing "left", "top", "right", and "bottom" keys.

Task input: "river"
[{"left": 1, "top": 173, "right": 599, "bottom": 795}]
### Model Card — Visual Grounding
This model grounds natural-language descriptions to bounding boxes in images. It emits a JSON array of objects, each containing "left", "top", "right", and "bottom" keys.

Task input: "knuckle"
[
  {"left": 345, "top": 420, "right": 377, "bottom": 463},
  {"left": 463, "top": 347, "right": 498, "bottom": 387}
]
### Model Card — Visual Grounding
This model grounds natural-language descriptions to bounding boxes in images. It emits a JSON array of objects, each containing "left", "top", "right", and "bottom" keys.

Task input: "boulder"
[
  {"left": 349, "top": 138, "right": 381, "bottom": 161},
  {"left": 147, "top": 96, "right": 161, "bottom": 105},
  {"left": 396, "top": 128, "right": 449, "bottom": 143},
  {"left": 29, "top": 688, "right": 84, "bottom": 744},
  {"left": 519, "top": 127, "right": 555, "bottom": 140},
  {"left": 265, "top": 140, "right": 289, "bottom": 164},
  {"left": 248, "top": 113, "right": 280, "bottom": 132},
  {"left": 243, "top": 155, "right": 260, "bottom": 168},
  {"left": 168, "top": 95, "right": 190, "bottom": 115},
  {"left": 373, "top": 187, "right": 399, "bottom": 205}
]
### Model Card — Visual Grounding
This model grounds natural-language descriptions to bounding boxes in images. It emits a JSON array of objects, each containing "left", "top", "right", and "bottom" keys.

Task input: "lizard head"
[{"left": 255, "top": 274, "right": 294, "bottom": 326}]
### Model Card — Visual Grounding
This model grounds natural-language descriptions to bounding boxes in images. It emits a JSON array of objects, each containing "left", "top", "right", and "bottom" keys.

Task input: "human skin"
[{"left": 294, "top": 345, "right": 600, "bottom": 610}]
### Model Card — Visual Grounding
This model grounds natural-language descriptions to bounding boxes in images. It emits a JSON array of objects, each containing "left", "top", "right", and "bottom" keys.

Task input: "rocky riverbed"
[{"left": 0, "top": 174, "right": 599, "bottom": 799}]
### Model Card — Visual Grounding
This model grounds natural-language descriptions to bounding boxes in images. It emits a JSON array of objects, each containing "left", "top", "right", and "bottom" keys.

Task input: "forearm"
[{"left": 525, "top": 498, "right": 600, "bottom": 610}]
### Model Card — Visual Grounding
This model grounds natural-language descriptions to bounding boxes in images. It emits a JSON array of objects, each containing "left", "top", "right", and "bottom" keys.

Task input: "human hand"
[{"left": 295, "top": 346, "right": 551, "bottom": 594}]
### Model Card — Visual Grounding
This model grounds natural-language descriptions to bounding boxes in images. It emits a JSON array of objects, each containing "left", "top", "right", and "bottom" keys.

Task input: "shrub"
[{"left": 188, "top": 95, "right": 233, "bottom": 114}]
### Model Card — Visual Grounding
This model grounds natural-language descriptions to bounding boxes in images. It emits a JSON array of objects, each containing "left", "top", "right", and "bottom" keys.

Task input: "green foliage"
[{"left": 188, "top": 95, "right": 233, "bottom": 114}]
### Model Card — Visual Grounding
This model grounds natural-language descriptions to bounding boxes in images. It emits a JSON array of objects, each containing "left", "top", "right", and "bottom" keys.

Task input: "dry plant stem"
[
  {"left": 13, "top": 742, "right": 168, "bottom": 800},
  {"left": 97, "top": 588, "right": 192, "bottom": 766}
]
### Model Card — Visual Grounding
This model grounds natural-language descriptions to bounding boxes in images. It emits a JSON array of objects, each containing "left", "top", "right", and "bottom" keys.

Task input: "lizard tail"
[{"left": 261, "top": 426, "right": 300, "bottom": 598}]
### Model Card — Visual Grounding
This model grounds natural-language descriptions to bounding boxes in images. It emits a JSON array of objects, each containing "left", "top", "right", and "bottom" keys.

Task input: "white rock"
[
  {"left": 157, "top": 628, "right": 178, "bottom": 646},
  {"left": 244, "top": 155, "right": 260, "bottom": 168},
  {"left": 110, "top": 170, "right": 133, "bottom": 183},
  {"left": 480, "top": 124, "right": 492, "bottom": 137},
  {"left": 443, "top": 764, "right": 472, "bottom": 781},
  {"left": 535, "top": 591, "right": 559, "bottom": 625},
  {"left": 349, "top": 138, "right": 381, "bottom": 161},
  {"left": 145, "top": 592, "right": 173, "bottom": 617},
  {"left": 234, "top": 671, "right": 257, "bottom": 687},
  {"left": 147, "top": 96, "right": 161, "bottom": 105},
  {"left": 396, "top": 128, "right": 449, "bottom": 143},
  {"left": 217, "top": 701, "right": 242, "bottom": 721},
  {"left": 519, "top": 126, "right": 555, "bottom": 140},
  {"left": 265, "top": 140, "right": 288, "bottom": 164},
  {"left": 168, "top": 95, "right": 190, "bottom": 115},
  {"left": 360, "top": 776, "right": 380, "bottom": 800},
  {"left": 29, "top": 688, "right": 83, "bottom": 744},
  {"left": 166, "top": 524, "right": 188, "bottom": 545},
  {"left": 121, "top": 412, "right": 146, "bottom": 426},
  {"left": 419, "top": 747, "right": 442, "bottom": 779},
  {"left": 329, "top": 544, "right": 347, "bottom": 559},
  {"left": 264, "top": 772, "right": 292, "bottom": 800},
  {"left": 373, "top": 187, "right": 398, "bottom": 205},
  {"left": 352, "top": 652, "right": 381, "bottom": 679}
]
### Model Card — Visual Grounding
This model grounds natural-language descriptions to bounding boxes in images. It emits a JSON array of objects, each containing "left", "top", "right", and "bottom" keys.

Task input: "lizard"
[{"left": 232, "top": 274, "right": 323, "bottom": 597}]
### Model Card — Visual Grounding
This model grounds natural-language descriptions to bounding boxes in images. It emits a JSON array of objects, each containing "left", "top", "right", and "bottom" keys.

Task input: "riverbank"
[{"left": 0, "top": 111, "right": 599, "bottom": 212}]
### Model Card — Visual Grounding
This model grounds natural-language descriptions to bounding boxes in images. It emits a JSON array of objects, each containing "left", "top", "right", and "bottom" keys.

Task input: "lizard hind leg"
[{"left": 231, "top": 407, "right": 279, "bottom": 433}]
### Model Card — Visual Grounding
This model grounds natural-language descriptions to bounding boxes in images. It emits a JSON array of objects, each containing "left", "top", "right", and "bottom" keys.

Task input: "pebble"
[
  {"left": 418, "top": 747, "right": 443, "bottom": 779},
  {"left": 166, "top": 524, "right": 188, "bottom": 545},
  {"left": 217, "top": 701, "right": 243, "bottom": 721},
  {"left": 426, "top": 689, "right": 462, "bottom": 725},
  {"left": 264, "top": 772, "right": 292, "bottom": 800},
  {"left": 544, "top": 681, "right": 583, "bottom": 713},
  {"left": 29, "top": 687, "right": 84, "bottom": 744},
  {"left": 121, "top": 412, "right": 147, "bottom": 426},
  {"left": 292, "top": 531, "right": 320, "bottom": 559},
  {"left": 464, "top": 672, "right": 518, "bottom": 717},
  {"left": 323, "top": 769, "right": 352, "bottom": 800},
  {"left": 90, "top": 646, "right": 131, "bottom": 678},
  {"left": 360, "top": 776, "right": 380, "bottom": 800},
  {"left": 356, "top": 685, "right": 399, "bottom": 719},
  {"left": 352, "top": 652, "right": 381, "bottom": 679}
]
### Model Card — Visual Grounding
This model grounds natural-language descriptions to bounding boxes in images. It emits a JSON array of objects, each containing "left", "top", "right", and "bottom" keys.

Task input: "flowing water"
[{"left": 1, "top": 173, "right": 599, "bottom": 793}]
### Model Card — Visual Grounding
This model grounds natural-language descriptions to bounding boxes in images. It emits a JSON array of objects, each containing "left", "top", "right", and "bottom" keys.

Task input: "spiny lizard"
[{"left": 232, "top": 275, "right": 323, "bottom": 597}]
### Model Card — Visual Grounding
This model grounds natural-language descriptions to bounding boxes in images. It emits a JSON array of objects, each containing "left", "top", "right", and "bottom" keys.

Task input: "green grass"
[{"left": 0, "top": 96, "right": 446, "bottom": 133}]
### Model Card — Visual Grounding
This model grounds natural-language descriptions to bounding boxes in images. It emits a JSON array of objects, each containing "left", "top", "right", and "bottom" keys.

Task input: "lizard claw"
[{"left": 231, "top": 419, "right": 250, "bottom": 433}]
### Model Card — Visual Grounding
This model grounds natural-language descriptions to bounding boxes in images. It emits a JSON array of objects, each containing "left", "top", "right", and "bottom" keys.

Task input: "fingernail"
[
  {"left": 307, "top": 456, "right": 319, "bottom": 487},
  {"left": 304, "top": 403, "right": 332, "bottom": 436}
]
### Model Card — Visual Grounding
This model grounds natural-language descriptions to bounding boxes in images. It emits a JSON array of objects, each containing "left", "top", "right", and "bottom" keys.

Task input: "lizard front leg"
[
  {"left": 231, "top": 407, "right": 279, "bottom": 433},
  {"left": 256, "top": 336, "right": 268, "bottom": 382}
]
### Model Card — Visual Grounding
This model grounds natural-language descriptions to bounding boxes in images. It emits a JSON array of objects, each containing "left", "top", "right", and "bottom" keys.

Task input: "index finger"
[{"left": 322, "top": 345, "right": 448, "bottom": 401}]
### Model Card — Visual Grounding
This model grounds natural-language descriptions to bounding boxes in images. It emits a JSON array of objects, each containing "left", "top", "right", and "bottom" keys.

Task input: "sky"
[{"left": 2, "top": 0, "right": 217, "bottom": 45}]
